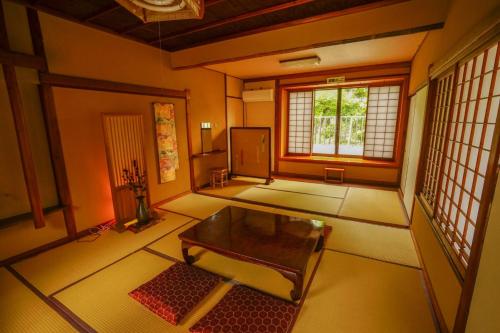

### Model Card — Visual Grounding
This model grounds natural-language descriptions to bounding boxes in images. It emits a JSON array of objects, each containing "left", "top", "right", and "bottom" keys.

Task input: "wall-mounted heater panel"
[{"left": 242, "top": 89, "right": 274, "bottom": 102}]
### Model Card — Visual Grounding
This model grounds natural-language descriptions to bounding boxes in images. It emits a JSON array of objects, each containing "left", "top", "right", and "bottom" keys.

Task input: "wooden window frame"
[
  {"left": 282, "top": 77, "right": 407, "bottom": 163},
  {"left": 417, "top": 41, "right": 500, "bottom": 282}
]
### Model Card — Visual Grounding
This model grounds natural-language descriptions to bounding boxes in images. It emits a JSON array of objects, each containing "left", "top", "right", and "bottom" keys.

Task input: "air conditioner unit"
[{"left": 242, "top": 89, "right": 274, "bottom": 102}]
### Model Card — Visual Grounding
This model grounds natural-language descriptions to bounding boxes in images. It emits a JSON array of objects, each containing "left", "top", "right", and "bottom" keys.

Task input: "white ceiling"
[{"left": 206, "top": 32, "right": 427, "bottom": 79}]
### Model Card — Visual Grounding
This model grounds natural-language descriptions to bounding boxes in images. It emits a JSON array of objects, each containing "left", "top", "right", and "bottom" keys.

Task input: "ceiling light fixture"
[
  {"left": 279, "top": 55, "right": 321, "bottom": 68},
  {"left": 116, "top": 0, "right": 204, "bottom": 22}
]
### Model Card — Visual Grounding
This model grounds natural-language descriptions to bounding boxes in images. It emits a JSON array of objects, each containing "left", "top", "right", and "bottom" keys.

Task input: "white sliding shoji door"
[
  {"left": 364, "top": 85, "right": 401, "bottom": 159},
  {"left": 288, "top": 91, "right": 313, "bottom": 154}
]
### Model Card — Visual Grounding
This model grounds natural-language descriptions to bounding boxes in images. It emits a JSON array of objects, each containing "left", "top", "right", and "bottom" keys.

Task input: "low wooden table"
[{"left": 178, "top": 206, "right": 325, "bottom": 301}]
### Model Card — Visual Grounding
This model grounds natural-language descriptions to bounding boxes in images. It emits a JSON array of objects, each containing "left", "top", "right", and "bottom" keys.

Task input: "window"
[
  {"left": 288, "top": 91, "right": 313, "bottom": 154},
  {"left": 418, "top": 41, "right": 500, "bottom": 270},
  {"left": 287, "top": 85, "right": 398, "bottom": 159},
  {"left": 421, "top": 71, "right": 455, "bottom": 209},
  {"left": 364, "top": 86, "right": 400, "bottom": 159}
]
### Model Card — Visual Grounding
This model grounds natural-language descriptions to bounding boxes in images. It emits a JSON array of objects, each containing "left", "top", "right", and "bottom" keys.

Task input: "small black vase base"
[{"left": 128, "top": 209, "right": 166, "bottom": 233}]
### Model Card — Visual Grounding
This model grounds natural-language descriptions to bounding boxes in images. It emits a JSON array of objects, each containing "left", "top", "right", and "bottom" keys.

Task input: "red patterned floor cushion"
[
  {"left": 129, "top": 262, "right": 221, "bottom": 325},
  {"left": 190, "top": 284, "right": 298, "bottom": 333}
]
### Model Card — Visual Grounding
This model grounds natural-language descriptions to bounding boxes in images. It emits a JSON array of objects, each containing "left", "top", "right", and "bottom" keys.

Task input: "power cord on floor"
[{"left": 77, "top": 221, "right": 115, "bottom": 242}]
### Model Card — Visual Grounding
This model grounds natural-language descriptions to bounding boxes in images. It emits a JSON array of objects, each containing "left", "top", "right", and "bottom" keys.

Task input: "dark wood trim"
[
  {"left": 453, "top": 52, "right": 500, "bottom": 333},
  {"left": 0, "top": 49, "right": 46, "bottom": 69},
  {"left": 4, "top": 266, "right": 97, "bottom": 332},
  {"left": 151, "top": 0, "right": 315, "bottom": 44},
  {"left": 84, "top": 3, "right": 121, "bottom": 22},
  {"left": 226, "top": 95, "right": 242, "bottom": 100},
  {"left": 246, "top": 62, "right": 411, "bottom": 84},
  {"left": 0, "top": 237, "right": 70, "bottom": 266},
  {"left": 171, "top": 23, "right": 442, "bottom": 69},
  {"left": 224, "top": 74, "right": 230, "bottom": 171},
  {"left": 39, "top": 73, "right": 187, "bottom": 98},
  {"left": 26, "top": 8, "right": 77, "bottom": 238},
  {"left": 0, "top": 205, "right": 61, "bottom": 228},
  {"left": 1, "top": 1, "right": 45, "bottom": 229},
  {"left": 274, "top": 79, "right": 281, "bottom": 172},
  {"left": 151, "top": 190, "right": 192, "bottom": 209},
  {"left": 169, "top": 0, "right": 414, "bottom": 53},
  {"left": 185, "top": 89, "right": 196, "bottom": 191}
]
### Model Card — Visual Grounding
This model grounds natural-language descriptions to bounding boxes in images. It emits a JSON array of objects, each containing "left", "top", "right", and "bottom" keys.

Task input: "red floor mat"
[
  {"left": 129, "top": 262, "right": 221, "bottom": 325},
  {"left": 190, "top": 284, "right": 298, "bottom": 333}
]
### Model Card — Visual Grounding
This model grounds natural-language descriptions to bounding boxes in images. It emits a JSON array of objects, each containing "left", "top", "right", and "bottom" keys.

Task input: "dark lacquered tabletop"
[{"left": 178, "top": 206, "right": 324, "bottom": 272}]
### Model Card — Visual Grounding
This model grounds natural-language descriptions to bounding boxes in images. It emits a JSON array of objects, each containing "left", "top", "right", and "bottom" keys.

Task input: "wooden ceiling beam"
[
  {"left": 150, "top": 0, "right": 314, "bottom": 44},
  {"left": 167, "top": 0, "right": 410, "bottom": 51},
  {"left": 0, "top": 49, "right": 46, "bottom": 69},
  {"left": 120, "top": 0, "right": 226, "bottom": 35},
  {"left": 84, "top": 3, "right": 121, "bottom": 22}
]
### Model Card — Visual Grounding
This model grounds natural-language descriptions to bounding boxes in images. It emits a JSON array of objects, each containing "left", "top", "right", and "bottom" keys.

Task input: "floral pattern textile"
[{"left": 154, "top": 103, "right": 179, "bottom": 183}]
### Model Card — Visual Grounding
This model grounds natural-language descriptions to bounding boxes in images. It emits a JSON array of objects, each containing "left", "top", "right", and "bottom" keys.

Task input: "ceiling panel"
[
  {"left": 21, "top": 0, "right": 394, "bottom": 51},
  {"left": 206, "top": 32, "right": 427, "bottom": 79}
]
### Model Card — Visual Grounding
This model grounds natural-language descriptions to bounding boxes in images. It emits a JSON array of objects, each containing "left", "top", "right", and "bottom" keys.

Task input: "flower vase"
[{"left": 135, "top": 195, "right": 149, "bottom": 226}]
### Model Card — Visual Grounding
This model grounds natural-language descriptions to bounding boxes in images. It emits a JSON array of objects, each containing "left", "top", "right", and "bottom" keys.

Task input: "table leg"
[
  {"left": 280, "top": 270, "right": 304, "bottom": 301},
  {"left": 315, "top": 234, "right": 324, "bottom": 252},
  {"left": 181, "top": 241, "right": 195, "bottom": 265}
]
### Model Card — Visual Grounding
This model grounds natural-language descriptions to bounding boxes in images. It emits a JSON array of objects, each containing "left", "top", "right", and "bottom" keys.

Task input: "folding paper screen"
[
  {"left": 102, "top": 113, "right": 146, "bottom": 225},
  {"left": 230, "top": 127, "right": 272, "bottom": 181},
  {"left": 364, "top": 86, "right": 401, "bottom": 159},
  {"left": 153, "top": 103, "right": 179, "bottom": 183},
  {"left": 288, "top": 91, "right": 313, "bottom": 154}
]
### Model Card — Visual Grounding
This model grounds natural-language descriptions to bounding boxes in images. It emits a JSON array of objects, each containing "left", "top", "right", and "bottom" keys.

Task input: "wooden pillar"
[
  {"left": 26, "top": 8, "right": 77, "bottom": 238},
  {"left": 0, "top": 3, "right": 45, "bottom": 228}
]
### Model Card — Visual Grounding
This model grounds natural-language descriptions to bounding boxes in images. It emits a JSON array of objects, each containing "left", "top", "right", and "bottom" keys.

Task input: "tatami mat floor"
[
  {"left": 2, "top": 181, "right": 435, "bottom": 333},
  {"left": 197, "top": 176, "right": 409, "bottom": 227}
]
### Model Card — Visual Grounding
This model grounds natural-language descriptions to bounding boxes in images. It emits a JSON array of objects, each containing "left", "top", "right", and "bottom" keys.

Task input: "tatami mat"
[
  {"left": 159, "top": 193, "right": 419, "bottom": 267},
  {"left": 0, "top": 268, "right": 76, "bottom": 333},
  {"left": 198, "top": 178, "right": 263, "bottom": 197},
  {"left": 54, "top": 251, "right": 232, "bottom": 332},
  {"left": 13, "top": 212, "right": 192, "bottom": 295},
  {"left": 235, "top": 187, "right": 343, "bottom": 215},
  {"left": 293, "top": 251, "right": 435, "bottom": 333},
  {"left": 148, "top": 220, "right": 320, "bottom": 301},
  {"left": 257, "top": 179, "right": 348, "bottom": 198},
  {"left": 339, "top": 187, "right": 408, "bottom": 226},
  {"left": 325, "top": 218, "right": 420, "bottom": 268}
]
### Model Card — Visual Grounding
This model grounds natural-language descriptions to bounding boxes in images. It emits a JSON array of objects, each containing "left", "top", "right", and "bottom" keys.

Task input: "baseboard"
[
  {"left": 1, "top": 236, "right": 71, "bottom": 266},
  {"left": 1, "top": 190, "right": 193, "bottom": 267},
  {"left": 151, "top": 190, "right": 192, "bottom": 208},
  {"left": 273, "top": 171, "right": 399, "bottom": 188}
]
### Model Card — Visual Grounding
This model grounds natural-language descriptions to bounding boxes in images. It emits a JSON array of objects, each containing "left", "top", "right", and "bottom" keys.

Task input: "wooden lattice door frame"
[{"left": 102, "top": 112, "right": 149, "bottom": 231}]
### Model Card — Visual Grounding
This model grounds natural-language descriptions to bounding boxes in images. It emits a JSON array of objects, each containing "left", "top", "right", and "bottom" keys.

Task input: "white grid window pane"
[
  {"left": 288, "top": 91, "right": 313, "bottom": 154},
  {"left": 364, "top": 85, "right": 400, "bottom": 158},
  {"left": 435, "top": 41, "right": 499, "bottom": 268},
  {"left": 421, "top": 72, "right": 455, "bottom": 208}
]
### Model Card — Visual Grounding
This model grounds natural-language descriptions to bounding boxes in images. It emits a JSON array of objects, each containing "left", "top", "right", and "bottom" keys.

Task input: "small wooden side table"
[
  {"left": 210, "top": 167, "right": 229, "bottom": 188},
  {"left": 324, "top": 167, "right": 344, "bottom": 183}
]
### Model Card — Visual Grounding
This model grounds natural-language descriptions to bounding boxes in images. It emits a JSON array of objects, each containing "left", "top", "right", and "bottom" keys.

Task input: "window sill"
[{"left": 279, "top": 155, "right": 399, "bottom": 168}]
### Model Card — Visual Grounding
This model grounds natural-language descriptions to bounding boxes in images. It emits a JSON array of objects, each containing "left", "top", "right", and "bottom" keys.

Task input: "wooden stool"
[
  {"left": 210, "top": 168, "right": 229, "bottom": 188},
  {"left": 324, "top": 167, "right": 344, "bottom": 183}
]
